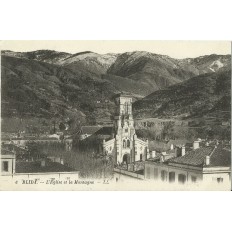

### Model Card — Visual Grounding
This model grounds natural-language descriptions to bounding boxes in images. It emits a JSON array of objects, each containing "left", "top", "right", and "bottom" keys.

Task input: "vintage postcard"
[{"left": 0, "top": 41, "right": 231, "bottom": 190}]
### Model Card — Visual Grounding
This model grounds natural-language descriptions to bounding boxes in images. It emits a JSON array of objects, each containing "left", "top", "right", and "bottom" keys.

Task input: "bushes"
[
  {"left": 25, "top": 141, "right": 113, "bottom": 179},
  {"left": 63, "top": 151, "right": 114, "bottom": 179},
  {"left": 136, "top": 129, "right": 157, "bottom": 140}
]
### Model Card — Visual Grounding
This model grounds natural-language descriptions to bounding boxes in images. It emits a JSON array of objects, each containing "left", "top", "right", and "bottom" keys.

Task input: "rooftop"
[
  {"left": 168, "top": 145, "right": 231, "bottom": 168},
  {"left": 16, "top": 161, "right": 76, "bottom": 173},
  {"left": 208, "top": 146, "right": 231, "bottom": 167},
  {"left": 94, "top": 126, "right": 113, "bottom": 136},
  {"left": 113, "top": 93, "right": 133, "bottom": 99},
  {"left": 81, "top": 126, "right": 102, "bottom": 135}
]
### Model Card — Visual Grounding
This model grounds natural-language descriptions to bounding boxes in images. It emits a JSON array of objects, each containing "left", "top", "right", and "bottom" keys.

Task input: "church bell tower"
[{"left": 114, "top": 94, "right": 136, "bottom": 164}]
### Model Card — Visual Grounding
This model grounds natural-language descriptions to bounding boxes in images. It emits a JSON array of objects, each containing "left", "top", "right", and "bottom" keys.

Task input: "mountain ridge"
[
  {"left": 133, "top": 69, "right": 231, "bottom": 120},
  {"left": 1, "top": 49, "right": 231, "bottom": 132}
]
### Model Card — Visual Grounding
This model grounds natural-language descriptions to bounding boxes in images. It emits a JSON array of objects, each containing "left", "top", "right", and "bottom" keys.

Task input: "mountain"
[
  {"left": 133, "top": 69, "right": 231, "bottom": 120},
  {"left": 1, "top": 50, "right": 71, "bottom": 64},
  {"left": 1, "top": 49, "right": 231, "bottom": 132},
  {"left": 1, "top": 55, "right": 118, "bottom": 131},
  {"left": 177, "top": 54, "right": 231, "bottom": 74},
  {"left": 2, "top": 50, "right": 118, "bottom": 75},
  {"left": 3, "top": 50, "right": 230, "bottom": 96},
  {"left": 107, "top": 51, "right": 230, "bottom": 95}
]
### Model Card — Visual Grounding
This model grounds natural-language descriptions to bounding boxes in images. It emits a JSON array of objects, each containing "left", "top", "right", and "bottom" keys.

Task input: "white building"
[
  {"left": 1, "top": 148, "right": 16, "bottom": 176},
  {"left": 103, "top": 94, "right": 149, "bottom": 164},
  {"left": 144, "top": 143, "right": 231, "bottom": 187}
]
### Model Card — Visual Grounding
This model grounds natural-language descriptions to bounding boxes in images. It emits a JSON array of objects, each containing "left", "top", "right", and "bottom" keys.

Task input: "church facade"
[{"left": 102, "top": 94, "right": 149, "bottom": 165}]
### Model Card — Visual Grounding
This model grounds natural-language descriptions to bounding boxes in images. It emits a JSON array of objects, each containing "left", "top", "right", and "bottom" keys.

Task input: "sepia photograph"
[
  {"left": 1, "top": 2, "right": 232, "bottom": 232},
  {"left": 0, "top": 40, "right": 231, "bottom": 190}
]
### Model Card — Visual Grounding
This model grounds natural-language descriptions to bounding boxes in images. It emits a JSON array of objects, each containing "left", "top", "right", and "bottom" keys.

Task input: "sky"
[{"left": 0, "top": 40, "right": 231, "bottom": 59}]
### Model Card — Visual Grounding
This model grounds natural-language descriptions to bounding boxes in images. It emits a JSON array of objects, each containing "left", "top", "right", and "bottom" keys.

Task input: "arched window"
[
  {"left": 123, "top": 140, "right": 126, "bottom": 148},
  {"left": 127, "top": 140, "right": 130, "bottom": 148},
  {"left": 125, "top": 102, "right": 128, "bottom": 114}
]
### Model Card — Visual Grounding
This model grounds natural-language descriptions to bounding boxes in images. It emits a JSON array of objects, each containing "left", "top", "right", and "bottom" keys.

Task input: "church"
[{"left": 102, "top": 94, "right": 149, "bottom": 165}]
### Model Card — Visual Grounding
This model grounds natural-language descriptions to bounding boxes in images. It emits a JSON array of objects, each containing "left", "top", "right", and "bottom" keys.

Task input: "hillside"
[
  {"left": 3, "top": 50, "right": 230, "bottom": 96},
  {"left": 107, "top": 51, "right": 231, "bottom": 94},
  {"left": 133, "top": 69, "right": 231, "bottom": 120},
  {"left": 1, "top": 50, "right": 231, "bottom": 133},
  {"left": 1, "top": 55, "right": 118, "bottom": 132}
]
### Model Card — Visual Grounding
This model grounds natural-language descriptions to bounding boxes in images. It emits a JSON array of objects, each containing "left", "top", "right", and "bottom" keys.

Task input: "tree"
[
  {"left": 59, "top": 122, "right": 66, "bottom": 131},
  {"left": 162, "top": 122, "right": 175, "bottom": 140},
  {"left": 26, "top": 141, "right": 41, "bottom": 161}
]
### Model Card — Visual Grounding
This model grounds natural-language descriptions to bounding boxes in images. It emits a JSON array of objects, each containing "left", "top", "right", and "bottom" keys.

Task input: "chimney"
[
  {"left": 170, "top": 144, "right": 174, "bottom": 150},
  {"left": 151, "top": 151, "right": 156, "bottom": 158},
  {"left": 205, "top": 155, "right": 210, "bottom": 166},
  {"left": 160, "top": 155, "right": 164, "bottom": 163},
  {"left": 181, "top": 146, "right": 185, "bottom": 156},
  {"left": 193, "top": 141, "right": 200, "bottom": 150}
]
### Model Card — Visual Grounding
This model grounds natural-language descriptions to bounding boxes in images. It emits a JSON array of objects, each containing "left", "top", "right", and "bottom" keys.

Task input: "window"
[
  {"left": 191, "top": 176, "right": 197, "bottom": 183},
  {"left": 178, "top": 174, "right": 187, "bottom": 184},
  {"left": 2, "top": 161, "right": 9, "bottom": 172},
  {"left": 154, "top": 168, "right": 158, "bottom": 179},
  {"left": 146, "top": 167, "right": 150, "bottom": 179},
  {"left": 127, "top": 140, "right": 130, "bottom": 148},
  {"left": 123, "top": 140, "right": 126, "bottom": 148},
  {"left": 125, "top": 128, "right": 128, "bottom": 133},
  {"left": 161, "top": 170, "right": 168, "bottom": 182},
  {"left": 140, "top": 154, "right": 143, "bottom": 161},
  {"left": 217, "top": 178, "right": 223, "bottom": 183},
  {"left": 169, "top": 172, "right": 175, "bottom": 183}
]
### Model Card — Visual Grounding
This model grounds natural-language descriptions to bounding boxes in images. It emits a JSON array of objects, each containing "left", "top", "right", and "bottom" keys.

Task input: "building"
[
  {"left": 144, "top": 142, "right": 231, "bottom": 187},
  {"left": 15, "top": 159, "right": 76, "bottom": 174},
  {"left": 79, "top": 126, "right": 102, "bottom": 140},
  {"left": 1, "top": 148, "right": 16, "bottom": 176},
  {"left": 1, "top": 148, "right": 78, "bottom": 177},
  {"left": 9, "top": 136, "right": 61, "bottom": 146},
  {"left": 2, "top": 135, "right": 73, "bottom": 152},
  {"left": 103, "top": 94, "right": 149, "bottom": 164}
]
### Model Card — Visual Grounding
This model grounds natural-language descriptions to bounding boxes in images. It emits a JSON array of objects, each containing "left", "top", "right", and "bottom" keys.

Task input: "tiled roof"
[
  {"left": 81, "top": 126, "right": 102, "bottom": 134},
  {"left": 209, "top": 146, "right": 231, "bottom": 167},
  {"left": 168, "top": 145, "right": 231, "bottom": 168},
  {"left": 168, "top": 147, "right": 213, "bottom": 167},
  {"left": 94, "top": 126, "right": 113, "bottom": 136},
  {"left": 16, "top": 161, "right": 76, "bottom": 173}
]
